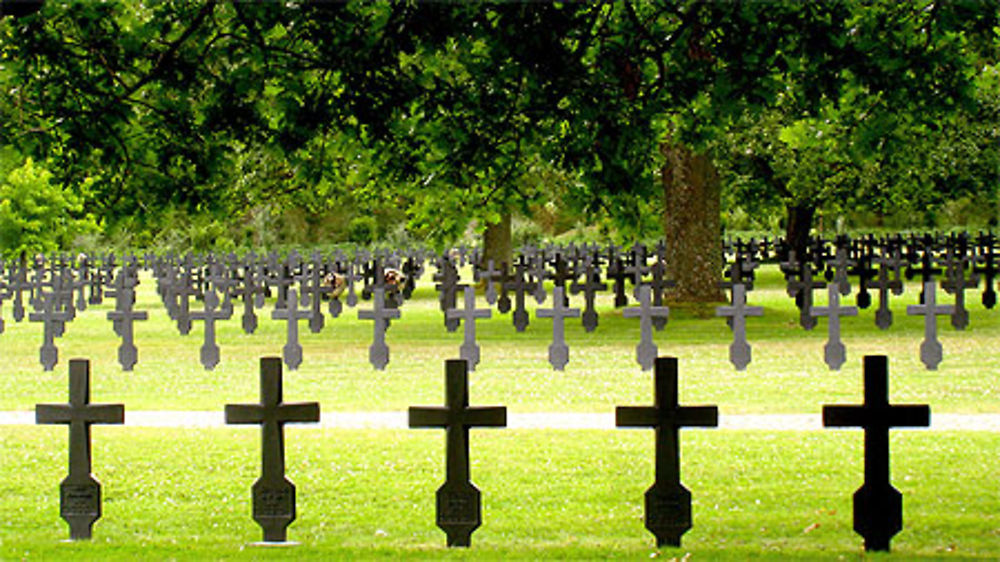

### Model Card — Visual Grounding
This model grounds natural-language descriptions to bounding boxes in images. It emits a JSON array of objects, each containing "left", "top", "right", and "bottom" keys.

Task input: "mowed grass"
[
  {"left": 0, "top": 265, "right": 997, "bottom": 413},
  {"left": 1, "top": 427, "right": 998, "bottom": 560}
]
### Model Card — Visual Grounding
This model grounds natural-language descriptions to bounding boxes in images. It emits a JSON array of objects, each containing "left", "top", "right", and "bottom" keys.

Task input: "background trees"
[{"left": 0, "top": 1, "right": 996, "bottom": 298}]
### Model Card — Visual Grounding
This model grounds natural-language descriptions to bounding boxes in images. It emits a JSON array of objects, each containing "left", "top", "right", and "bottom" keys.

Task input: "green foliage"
[
  {"left": 0, "top": 157, "right": 95, "bottom": 259},
  {"left": 347, "top": 215, "right": 378, "bottom": 245}
]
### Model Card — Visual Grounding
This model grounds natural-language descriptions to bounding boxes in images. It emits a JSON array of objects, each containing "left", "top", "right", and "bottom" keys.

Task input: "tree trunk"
[
  {"left": 785, "top": 203, "right": 815, "bottom": 261},
  {"left": 481, "top": 212, "right": 512, "bottom": 270},
  {"left": 661, "top": 143, "right": 724, "bottom": 303}
]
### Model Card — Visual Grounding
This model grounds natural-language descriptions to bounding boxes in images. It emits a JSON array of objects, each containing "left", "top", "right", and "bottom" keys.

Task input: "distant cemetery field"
[{"left": 0, "top": 264, "right": 997, "bottom": 413}]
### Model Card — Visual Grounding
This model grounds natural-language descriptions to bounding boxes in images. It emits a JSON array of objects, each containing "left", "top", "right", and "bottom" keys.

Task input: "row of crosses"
[{"left": 36, "top": 354, "right": 928, "bottom": 552}]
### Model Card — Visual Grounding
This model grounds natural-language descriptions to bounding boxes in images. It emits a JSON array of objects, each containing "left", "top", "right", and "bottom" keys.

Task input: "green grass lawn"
[
  {"left": 2, "top": 428, "right": 998, "bottom": 560},
  {"left": 2, "top": 265, "right": 998, "bottom": 559}
]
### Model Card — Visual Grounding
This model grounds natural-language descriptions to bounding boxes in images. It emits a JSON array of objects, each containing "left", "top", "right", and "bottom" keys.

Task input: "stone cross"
[
  {"left": 570, "top": 260, "right": 606, "bottom": 333},
  {"left": 872, "top": 247, "right": 904, "bottom": 330},
  {"left": 358, "top": 287, "right": 401, "bottom": 371},
  {"left": 826, "top": 243, "right": 856, "bottom": 296},
  {"left": 434, "top": 258, "right": 463, "bottom": 332},
  {"left": 624, "top": 285, "right": 671, "bottom": 371},
  {"left": 503, "top": 262, "right": 531, "bottom": 332},
  {"left": 190, "top": 289, "right": 232, "bottom": 371},
  {"left": 8, "top": 264, "right": 30, "bottom": 322},
  {"left": 647, "top": 259, "right": 675, "bottom": 331},
  {"left": 271, "top": 288, "right": 314, "bottom": 371},
  {"left": 494, "top": 262, "right": 512, "bottom": 314},
  {"left": 409, "top": 359, "right": 507, "bottom": 547},
  {"left": 616, "top": 356, "right": 718, "bottom": 548},
  {"left": 106, "top": 288, "right": 148, "bottom": 371},
  {"left": 36, "top": 359, "right": 124, "bottom": 540},
  {"left": 478, "top": 259, "right": 501, "bottom": 305},
  {"left": 528, "top": 250, "right": 548, "bottom": 304},
  {"left": 822, "top": 355, "right": 930, "bottom": 552},
  {"left": 715, "top": 284, "right": 763, "bottom": 371},
  {"left": 608, "top": 252, "right": 629, "bottom": 308},
  {"left": 225, "top": 357, "right": 320, "bottom": 543},
  {"left": 29, "top": 293, "right": 72, "bottom": 371},
  {"left": 536, "top": 286, "right": 580, "bottom": 371},
  {"left": 237, "top": 259, "right": 265, "bottom": 334},
  {"left": 299, "top": 258, "right": 332, "bottom": 333},
  {"left": 626, "top": 243, "right": 650, "bottom": 299},
  {"left": 811, "top": 283, "right": 859, "bottom": 371},
  {"left": 446, "top": 287, "right": 492, "bottom": 371},
  {"left": 974, "top": 231, "right": 998, "bottom": 309},
  {"left": 906, "top": 281, "right": 954, "bottom": 370},
  {"left": 786, "top": 261, "right": 826, "bottom": 331},
  {"left": 172, "top": 265, "right": 197, "bottom": 335},
  {"left": 939, "top": 240, "right": 977, "bottom": 331}
]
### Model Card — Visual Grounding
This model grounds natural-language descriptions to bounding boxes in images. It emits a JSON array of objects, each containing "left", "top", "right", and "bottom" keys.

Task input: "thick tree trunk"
[
  {"left": 481, "top": 212, "right": 512, "bottom": 270},
  {"left": 661, "top": 143, "right": 724, "bottom": 303},
  {"left": 785, "top": 203, "right": 815, "bottom": 261}
]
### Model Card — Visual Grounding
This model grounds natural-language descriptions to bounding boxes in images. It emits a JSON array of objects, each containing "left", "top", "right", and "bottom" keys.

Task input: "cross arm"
[
  {"left": 225, "top": 404, "right": 263, "bottom": 424},
  {"left": 464, "top": 406, "right": 507, "bottom": 428},
  {"left": 408, "top": 406, "right": 449, "bottom": 428},
  {"left": 279, "top": 402, "right": 321, "bottom": 424},
  {"left": 36, "top": 404, "right": 72, "bottom": 424}
]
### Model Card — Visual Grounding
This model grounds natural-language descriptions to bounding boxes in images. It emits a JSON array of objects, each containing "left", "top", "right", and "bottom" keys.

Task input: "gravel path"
[{"left": 2, "top": 411, "right": 999, "bottom": 431}]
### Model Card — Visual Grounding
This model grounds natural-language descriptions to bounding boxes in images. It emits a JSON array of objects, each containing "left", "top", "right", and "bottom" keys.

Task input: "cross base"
[
  {"left": 854, "top": 483, "right": 902, "bottom": 552},
  {"left": 645, "top": 482, "right": 692, "bottom": 548},
  {"left": 252, "top": 477, "right": 296, "bottom": 544},
  {"left": 60, "top": 476, "right": 101, "bottom": 541},
  {"left": 436, "top": 481, "right": 481, "bottom": 548}
]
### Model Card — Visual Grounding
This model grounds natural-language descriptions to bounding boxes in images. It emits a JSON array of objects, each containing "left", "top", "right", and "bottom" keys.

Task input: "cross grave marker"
[
  {"left": 811, "top": 283, "right": 859, "bottom": 371},
  {"left": 624, "top": 285, "right": 671, "bottom": 371},
  {"left": 616, "top": 356, "right": 718, "bottom": 547},
  {"left": 35, "top": 359, "right": 124, "bottom": 540},
  {"left": 409, "top": 359, "right": 507, "bottom": 547},
  {"left": 536, "top": 286, "right": 580, "bottom": 371},
  {"left": 190, "top": 289, "right": 232, "bottom": 370},
  {"left": 29, "top": 293, "right": 71, "bottom": 371},
  {"left": 823, "top": 355, "right": 930, "bottom": 552},
  {"left": 271, "top": 288, "right": 314, "bottom": 371},
  {"left": 225, "top": 357, "right": 320, "bottom": 544},
  {"left": 106, "top": 287, "right": 148, "bottom": 371},
  {"left": 715, "top": 283, "right": 763, "bottom": 371},
  {"left": 358, "top": 287, "right": 401, "bottom": 370},
  {"left": 906, "top": 281, "right": 954, "bottom": 370},
  {"left": 446, "top": 286, "right": 492, "bottom": 371}
]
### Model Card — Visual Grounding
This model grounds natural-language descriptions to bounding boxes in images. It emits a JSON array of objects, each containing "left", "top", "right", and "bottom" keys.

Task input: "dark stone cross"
[
  {"left": 225, "top": 357, "right": 320, "bottom": 543},
  {"left": 647, "top": 259, "right": 675, "bottom": 331},
  {"left": 939, "top": 238, "right": 977, "bottom": 331},
  {"left": 408, "top": 359, "right": 507, "bottom": 547},
  {"left": 536, "top": 286, "right": 580, "bottom": 371},
  {"left": 715, "top": 283, "right": 763, "bottom": 371},
  {"left": 527, "top": 249, "right": 548, "bottom": 304},
  {"left": 35, "top": 359, "right": 124, "bottom": 540},
  {"left": 237, "top": 257, "right": 266, "bottom": 334},
  {"left": 358, "top": 287, "right": 401, "bottom": 371},
  {"left": 609, "top": 255, "right": 629, "bottom": 307},
  {"left": 446, "top": 286, "right": 492, "bottom": 371},
  {"left": 872, "top": 246, "right": 905, "bottom": 330},
  {"left": 811, "top": 283, "right": 859, "bottom": 371},
  {"left": 624, "top": 285, "right": 671, "bottom": 371},
  {"left": 823, "top": 355, "right": 930, "bottom": 552},
  {"left": 570, "top": 259, "right": 606, "bottom": 333},
  {"left": 503, "top": 262, "right": 532, "bottom": 332},
  {"left": 974, "top": 231, "right": 998, "bottom": 309},
  {"left": 434, "top": 258, "right": 463, "bottom": 332},
  {"left": 906, "top": 281, "right": 954, "bottom": 370},
  {"left": 626, "top": 242, "right": 651, "bottom": 299},
  {"left": 477, "top": 259, "right": 501, "bottom": 305},
  {"left": 494, "top": 262, "right": 512, "bottom": 314},
  {"left": 172, "top": 264, "right": 198, "bottom": 335},
  {"left": 906, "top": 234, "right": 942, "bottom": 304},
  {"left": 616, "top": 356, "right": 718, "bottom": 548},
  {"left": 29, "top": 293, "right": 72, "bottom": 371},
  {"left": 271, "top": 288, "right": 314, "bottom": 371},
  {"left": 106, "top": 287, "right": 148, "bottom": 371},
  {"left": 786, "top": 259, "right": 826, "bottom": 331},
  {"left": 8, "top": 264, "right": 30, "bottom": 322},
  {"left": 299, "top": 257, "right": 332, "bottom": 333},
  {"left": 825, "top": 242, "right": 855, "bottom": 296},
  {"left": 190, "top": 289, "right": 232, "bottom": 370}
]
